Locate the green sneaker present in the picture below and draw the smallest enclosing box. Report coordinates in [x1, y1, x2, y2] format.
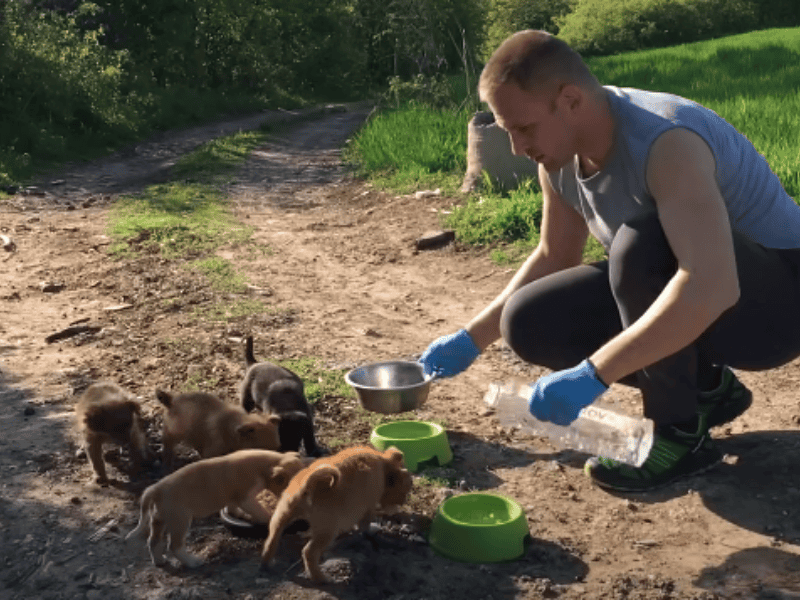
[584, 419, 722, 492]
[697, 366, 752, 428]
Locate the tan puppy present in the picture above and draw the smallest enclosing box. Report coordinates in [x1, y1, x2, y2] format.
[261, 445, 413, 583]
[127, 449, 307, 567]
[75, 382, 154, 484]
[156, 389, 281, 469]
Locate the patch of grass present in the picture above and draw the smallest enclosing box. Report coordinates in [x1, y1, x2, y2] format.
[345, 105, 471, 180]
[188, 256, 249, 293]
[183, 368, 221, 392]
[171, 130, 270, 184]
[106, 127, 277, 261]
[415, 474, 456, 488]
[107, 183, 252, 259]
[192, 298, 270, 322]
[351, 405, 420, 431]
[278, 357, 353, 405]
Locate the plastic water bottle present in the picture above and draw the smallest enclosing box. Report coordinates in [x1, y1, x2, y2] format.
[484, 381, 654, 467]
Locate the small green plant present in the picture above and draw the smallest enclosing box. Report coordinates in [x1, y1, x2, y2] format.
[184, 368, 220, 392]
[171, 131, 269, 184]
[415, 469, 460, 488]
[188, 256, 249, 293]
[277, 357, 353, 405]
[107, 182, 252, 259]
[445, 180, 543, 246]
[382, 74, 456, 110]
[192, 298, 270, 322]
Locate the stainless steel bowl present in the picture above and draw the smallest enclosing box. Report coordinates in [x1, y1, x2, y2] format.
[344, 360, 435, 414]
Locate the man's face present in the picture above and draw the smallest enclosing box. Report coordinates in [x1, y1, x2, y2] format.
[489, 81, 576, 173]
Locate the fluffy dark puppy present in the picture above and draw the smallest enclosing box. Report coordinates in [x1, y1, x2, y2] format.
[239, 336, 323, 457]
[75, 382, 155, 484]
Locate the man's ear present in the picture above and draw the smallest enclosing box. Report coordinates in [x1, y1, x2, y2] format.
[556, 82, 584, 114]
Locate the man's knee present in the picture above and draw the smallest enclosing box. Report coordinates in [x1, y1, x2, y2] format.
[608, 213, 676, 302]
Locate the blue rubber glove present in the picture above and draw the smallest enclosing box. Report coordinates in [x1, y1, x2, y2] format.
[419, 329, 481, 378]
[528, 359, 608, 426]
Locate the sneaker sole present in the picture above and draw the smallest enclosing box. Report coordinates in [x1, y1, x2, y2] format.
[586, 448, 724, 493]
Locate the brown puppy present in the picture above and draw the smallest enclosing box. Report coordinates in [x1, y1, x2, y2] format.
[127, 449, 307, 567]
[75, 382, 154, 484]
[156, 388, 281, 470]
[261, 445, 413, 583]
[239, 336, 323, 457]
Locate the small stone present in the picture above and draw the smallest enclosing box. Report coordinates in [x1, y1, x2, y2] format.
[70, 497, 82, 505]
[415, 230, 455, 250]
[40, 281, 66, 293]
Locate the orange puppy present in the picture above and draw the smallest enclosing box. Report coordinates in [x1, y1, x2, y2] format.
[155, 389, 281, 469]
[127, 449, 307, 567]
[261, 445, 413, 583]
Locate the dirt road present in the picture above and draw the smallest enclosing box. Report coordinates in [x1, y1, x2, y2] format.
[1, 105, 799, 600]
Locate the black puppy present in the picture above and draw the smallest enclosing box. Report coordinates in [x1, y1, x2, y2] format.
[239, 336, 324, 457]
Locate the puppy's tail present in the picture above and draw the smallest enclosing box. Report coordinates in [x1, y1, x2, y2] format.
[126, 484, 157, 542]
[290, 464, 339, 508]
[244, 336, 258, 367]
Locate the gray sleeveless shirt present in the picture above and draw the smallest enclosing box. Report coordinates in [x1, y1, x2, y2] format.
[549, 86, 800, 251]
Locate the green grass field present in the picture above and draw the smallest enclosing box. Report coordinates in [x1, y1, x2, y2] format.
[347, 27, 800, 260]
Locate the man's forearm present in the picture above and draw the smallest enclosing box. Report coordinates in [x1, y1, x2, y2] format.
[465, 246, 568, 351]
[590, 269, 739, 385]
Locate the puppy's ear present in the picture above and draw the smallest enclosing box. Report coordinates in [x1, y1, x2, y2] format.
[384, 447, 405, 468]
[155, 389, 172, 407]
[236, 424, 256, 437]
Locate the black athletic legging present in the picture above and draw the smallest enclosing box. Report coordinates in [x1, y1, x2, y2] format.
[500, 212, 800, 426]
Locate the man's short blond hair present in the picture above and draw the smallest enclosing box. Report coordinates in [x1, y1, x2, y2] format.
[479, 30, 599, 104]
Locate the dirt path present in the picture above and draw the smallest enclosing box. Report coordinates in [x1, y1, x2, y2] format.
[1, 106, 799, 600]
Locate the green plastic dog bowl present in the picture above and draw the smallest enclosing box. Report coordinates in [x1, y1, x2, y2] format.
[370, 420, 452, 472]
[428, 493, 530, 563]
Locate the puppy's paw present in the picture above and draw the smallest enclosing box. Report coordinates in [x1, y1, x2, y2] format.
[259, 558, 276, 572]
[308, 570, 333, 585]
[175, 550, 204, 569]
[150, 554, 168, 567]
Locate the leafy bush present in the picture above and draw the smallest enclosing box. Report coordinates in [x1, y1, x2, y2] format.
[0, 2, 141, 184]
[750, 0, 800, 29]
[483, 0, 576, 59]
[556, 0, 757, 56]
[382, 74, 456, 109]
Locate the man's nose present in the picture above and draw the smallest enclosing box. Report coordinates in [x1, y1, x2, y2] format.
[507, 131, 528, 157]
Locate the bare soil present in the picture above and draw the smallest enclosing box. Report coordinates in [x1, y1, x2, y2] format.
[1, 105, 800, 600]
